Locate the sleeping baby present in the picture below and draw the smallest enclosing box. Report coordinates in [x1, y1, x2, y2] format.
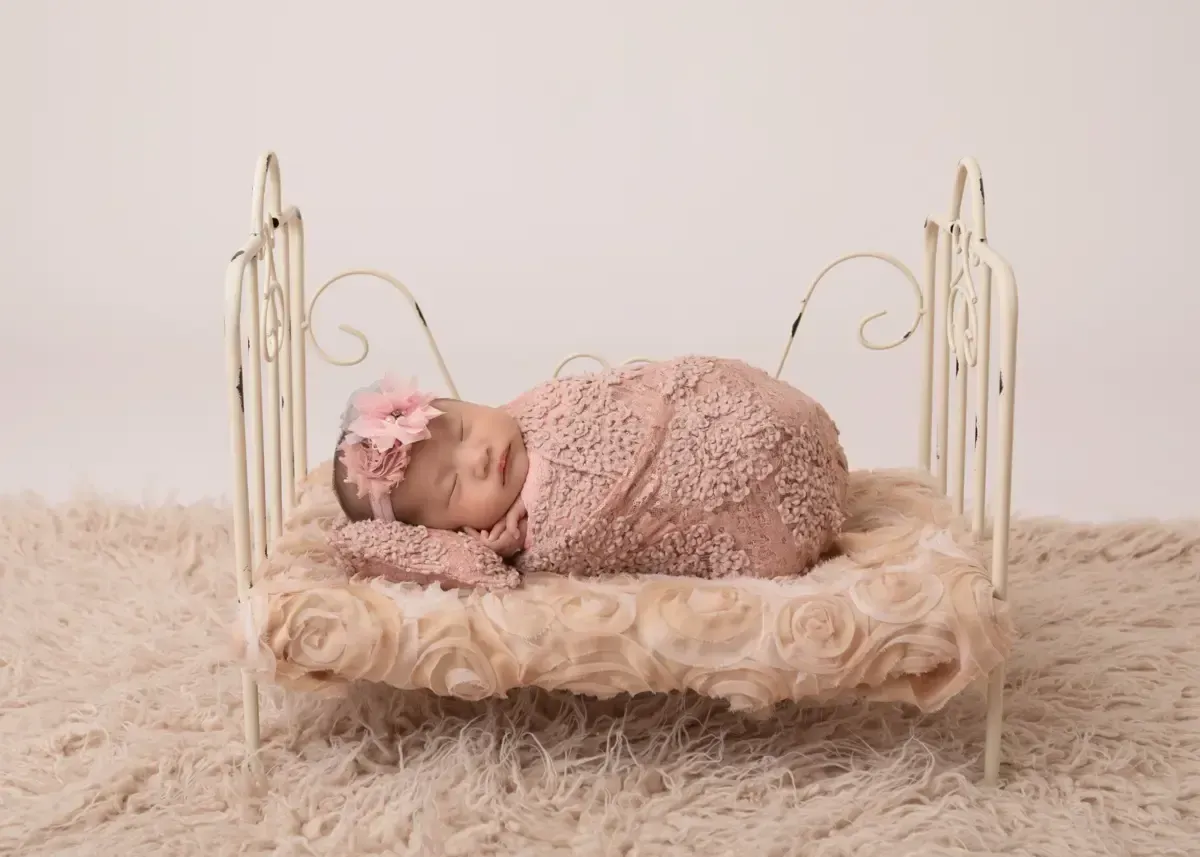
[328, 356, 850, 589]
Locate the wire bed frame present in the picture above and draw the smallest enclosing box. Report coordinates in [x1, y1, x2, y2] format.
[224, 152, 1018, 785]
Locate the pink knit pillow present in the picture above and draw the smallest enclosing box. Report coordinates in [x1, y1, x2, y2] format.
[328, 520, 519, 591]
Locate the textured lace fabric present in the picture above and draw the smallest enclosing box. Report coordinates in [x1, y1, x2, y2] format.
[505, 357, 850, 580]
[328, 522, 519, 590]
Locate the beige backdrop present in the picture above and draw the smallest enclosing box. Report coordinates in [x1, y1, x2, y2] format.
[1, 0, 1197, 520]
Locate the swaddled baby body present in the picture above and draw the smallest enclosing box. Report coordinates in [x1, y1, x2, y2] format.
[330, 356, 849, 588]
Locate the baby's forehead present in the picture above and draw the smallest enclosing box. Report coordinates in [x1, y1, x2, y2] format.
[405, 399, 468, 466]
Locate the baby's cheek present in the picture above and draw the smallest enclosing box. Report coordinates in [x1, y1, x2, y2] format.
[492, 498, 514, 527]
[464, 490, 506, 531]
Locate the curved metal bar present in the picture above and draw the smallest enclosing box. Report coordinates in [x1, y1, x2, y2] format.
[940, 156, 990, 372]
[305, 269, 459, 399]
[251, 152, 282, 255]
[924, 218, 987, 370]
[258, 226, 285, 364]
[774, 252, 926, 380]
[951, 156, 987, 240]
[551, 353, 653, 379]
[229, 151, 284, 760]
[286, 213, 308, 481]
[261, 280, 286, 363]
[944, 157, 1012, 788]
[552, 353, 611, 377]
[224, 250, 262, 757]
[254, 209, 300, 365]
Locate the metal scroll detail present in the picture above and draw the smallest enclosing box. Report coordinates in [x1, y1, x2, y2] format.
[552, 353, 653, 379]
[303, 269, 460, 398]
[257, 220, 288, 365]
[944, 219, 982, 368]
[774, 251, 926, 380]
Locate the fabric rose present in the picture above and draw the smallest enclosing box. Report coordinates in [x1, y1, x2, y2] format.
[338, 438, 411, 500]
[525, 634, 678, 697]
[410, 638, 501, 701]
[774, 593, 863, 674]
[838, 622, 963, 708]
[683, 665, 786, 713]
[552, 581, 637, 636]
[265, 583, 407, 685]
[636, 580, 764, 669]
[480, 591, 556, 643]
[848, 569, 944, 624]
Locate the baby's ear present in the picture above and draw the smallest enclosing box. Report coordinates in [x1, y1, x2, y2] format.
[328, 519, 519, 591]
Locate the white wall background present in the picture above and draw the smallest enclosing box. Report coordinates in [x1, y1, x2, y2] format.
[2, 1, 1197, 522]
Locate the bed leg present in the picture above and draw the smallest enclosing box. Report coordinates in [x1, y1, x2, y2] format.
[983, 665, 1005, 785]
[243, 671, 261, 754]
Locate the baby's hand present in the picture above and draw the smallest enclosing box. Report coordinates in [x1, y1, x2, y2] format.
[464, 498, 527, 559]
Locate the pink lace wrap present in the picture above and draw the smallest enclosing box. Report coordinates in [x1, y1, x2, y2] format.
[505, 356, 850, 580]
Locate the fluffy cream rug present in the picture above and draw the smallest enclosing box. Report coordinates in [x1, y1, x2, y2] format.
[1, 495, 1197, 857]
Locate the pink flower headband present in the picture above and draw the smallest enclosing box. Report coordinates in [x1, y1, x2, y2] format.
[337, 374, 442, 521]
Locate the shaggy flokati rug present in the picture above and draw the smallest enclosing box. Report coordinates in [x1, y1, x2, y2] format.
[1, 495, 1197, 857]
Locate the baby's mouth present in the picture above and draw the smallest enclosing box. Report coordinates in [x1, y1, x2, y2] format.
[498, 445, 509, 483]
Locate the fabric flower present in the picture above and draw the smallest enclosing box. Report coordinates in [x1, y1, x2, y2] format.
[683, 664, 786, 712]
[553, 582, 637, 635]
[410, 638, 501, 701]
[338, 436, 411, 500]
[635, 580, 763, 669]
[774, 594, 863, 673]
[344, 374, 442, 450]
[848, 569, 944, 624]
[338, 374, 444, 501]
[525, 633, 678, 697]
[257, 582, 408, 687]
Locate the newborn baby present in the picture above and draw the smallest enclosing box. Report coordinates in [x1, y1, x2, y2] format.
[330, 356, 849, 588]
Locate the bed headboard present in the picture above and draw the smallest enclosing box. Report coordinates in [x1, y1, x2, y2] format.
[223, 153, 1018, 757]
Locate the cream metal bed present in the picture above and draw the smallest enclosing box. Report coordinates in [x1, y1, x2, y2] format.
[224, 152, 1018, 784]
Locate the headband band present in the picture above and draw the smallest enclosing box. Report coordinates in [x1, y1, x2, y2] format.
[337, 374, 442, 521]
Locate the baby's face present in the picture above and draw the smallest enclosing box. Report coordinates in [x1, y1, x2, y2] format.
[389, 399, 528, 532]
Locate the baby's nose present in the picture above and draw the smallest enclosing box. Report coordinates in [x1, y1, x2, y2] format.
[468, 445, 490, 479]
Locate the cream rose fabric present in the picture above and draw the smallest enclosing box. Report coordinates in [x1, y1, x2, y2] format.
[237, 464, 1013, 711]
